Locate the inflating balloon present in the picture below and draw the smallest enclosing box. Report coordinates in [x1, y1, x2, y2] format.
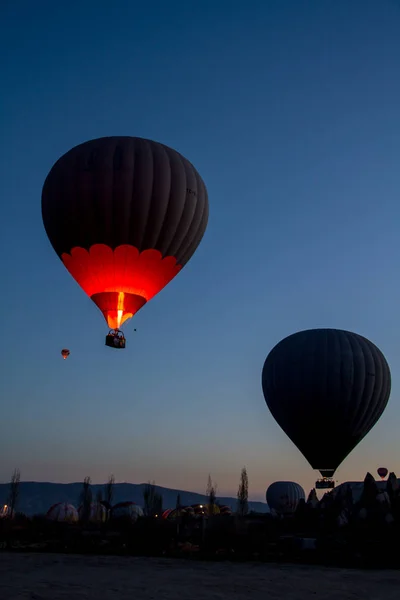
[262, 328, 391, 481]
[42, 137, 209, 348]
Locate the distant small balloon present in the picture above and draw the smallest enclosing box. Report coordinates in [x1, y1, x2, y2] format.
[377, 467, 388, 480]
[61, 349, 70, 360]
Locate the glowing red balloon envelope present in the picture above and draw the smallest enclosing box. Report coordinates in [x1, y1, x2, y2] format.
[42, 137, 209, 331]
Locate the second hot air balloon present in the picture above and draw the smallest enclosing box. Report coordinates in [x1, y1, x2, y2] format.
[262, 328, 391, 489]
[377, 467, 388, 480]
[42, 137, 209, 348]
[266, 481, 305, 516]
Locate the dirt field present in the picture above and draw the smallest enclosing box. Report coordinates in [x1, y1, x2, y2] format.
[0, 552, 399, 600]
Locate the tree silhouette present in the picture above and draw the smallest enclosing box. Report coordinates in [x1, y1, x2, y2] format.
[104, 474, 115, 507]
[143, 481, 163, 517]
[237, 467, 249, 516]
[7, 468, 20, 518]
[79, 476, 92, 523]
[206, 474, 218, 515]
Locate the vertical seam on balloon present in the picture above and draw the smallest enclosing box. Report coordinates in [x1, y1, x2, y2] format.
[71, 250, 88, 295]
[164, 151, 189, 257]
[122, 139, 135, 298]
[180, 161, 203, 253]
[89, 146, 97, 262]
[347, 331, 356, 431]
[362, 345, 389, 435]
[177, 167, 207, 264]
[350, 334, 365, 434]
[73, 153, 82, 253]
[195, 191, 209, 249]
[136, 144, 170, 299]
[179, 191, 208, 266]
[153, 143, 173, 250]
[88, 247, 101, 295]
[140, 139, 155, 249]
[111, 141, 118, 292]
[191, 174, 208, 253]
[336, 330, 343, 433]
[365, 344, 384, 429]
[382, 355, 391, 413]
[361, 339, 383, 433]
[354, 337, 372, 434]
[348, 333, 361, 436]
[343, 333, 355, 435]
[322, 329, 328, 435]
[340, 330, 351, 433]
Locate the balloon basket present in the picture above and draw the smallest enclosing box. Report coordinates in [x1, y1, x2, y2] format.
[315, 478, 335, 490]
[105, 330, 126, 349]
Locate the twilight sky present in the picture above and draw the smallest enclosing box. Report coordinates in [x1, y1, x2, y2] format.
[0, 0, 399, 502]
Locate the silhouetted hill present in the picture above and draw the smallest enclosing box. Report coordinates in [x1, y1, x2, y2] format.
[0, 481, 269, 516]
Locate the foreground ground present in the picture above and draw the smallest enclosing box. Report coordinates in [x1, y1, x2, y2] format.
[0, 553, 399, 600]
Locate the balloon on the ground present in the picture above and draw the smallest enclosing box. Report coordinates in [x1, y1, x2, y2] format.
[266, 481, 305, 515]
[46, 502, 78, 523]
[111, 501, 143, 522]
[262, 328, 391, 478]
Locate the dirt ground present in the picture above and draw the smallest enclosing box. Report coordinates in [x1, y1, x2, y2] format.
[0, 552, 399, 600]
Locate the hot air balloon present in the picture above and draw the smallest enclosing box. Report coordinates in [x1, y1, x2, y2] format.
[111, 501, 143, 522]
[266, 481, 305, 516]
[61, 349, 70, 360]
[262, 329, 391, 488]
[163, 507, 187, 520]
[377, 467, 388, 480]
[46, 502, 78, 523]
[42, 137, 209, 348]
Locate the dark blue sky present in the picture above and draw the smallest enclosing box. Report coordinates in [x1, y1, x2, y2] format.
[1, 0, 399, 500]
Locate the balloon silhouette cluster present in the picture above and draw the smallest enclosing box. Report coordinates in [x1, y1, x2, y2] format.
[1, 472, 399, 567]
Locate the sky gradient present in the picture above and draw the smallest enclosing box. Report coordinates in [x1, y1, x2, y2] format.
[1, 0, 399, 502]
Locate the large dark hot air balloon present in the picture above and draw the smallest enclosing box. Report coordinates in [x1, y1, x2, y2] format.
[42, 137, 209, 348]
[377, 467, 388, 480]
[262, 329, 391, 481]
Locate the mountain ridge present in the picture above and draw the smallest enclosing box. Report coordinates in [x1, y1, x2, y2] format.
[0, 481, 269, 516]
